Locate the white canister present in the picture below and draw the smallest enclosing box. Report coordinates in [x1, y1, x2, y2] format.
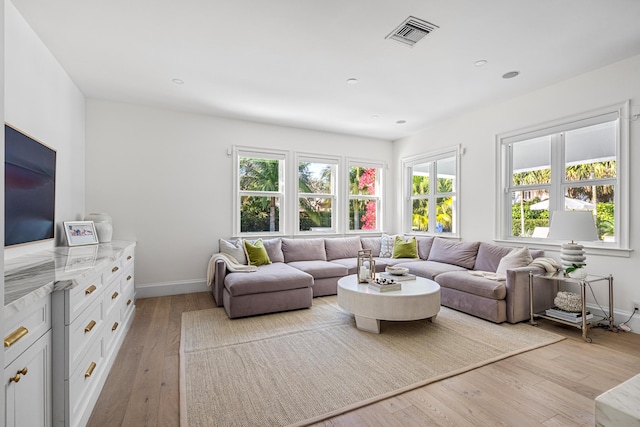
[85, 212, 113, 243]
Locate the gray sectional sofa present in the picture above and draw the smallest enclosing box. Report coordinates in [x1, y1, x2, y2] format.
[211, 236, 558, 323]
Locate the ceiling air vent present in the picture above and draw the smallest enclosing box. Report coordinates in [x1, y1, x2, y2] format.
[386, 16, 438, 47]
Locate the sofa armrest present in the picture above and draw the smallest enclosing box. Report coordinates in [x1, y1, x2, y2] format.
[505, 266, 557, 323]
[212, 259, 226, 307]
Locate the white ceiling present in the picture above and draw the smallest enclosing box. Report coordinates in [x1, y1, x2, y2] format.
[11, 0, 640, 141]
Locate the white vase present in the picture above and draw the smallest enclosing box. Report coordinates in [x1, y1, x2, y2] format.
[568, 268, 587, 279]
[85, 212, 113, 243]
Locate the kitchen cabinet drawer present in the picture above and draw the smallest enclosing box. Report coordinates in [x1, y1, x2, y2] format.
[67, 273, 103, 324]
[68, 335, 105, 426]
[67, 298, 103, 374]
[4, 295, 50, 367]
[103, 275, 122, 320]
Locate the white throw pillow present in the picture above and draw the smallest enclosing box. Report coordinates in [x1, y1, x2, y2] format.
[219, 238, 247, 265]
[495, 247, 532, 276]
[379, 234, 396, 258]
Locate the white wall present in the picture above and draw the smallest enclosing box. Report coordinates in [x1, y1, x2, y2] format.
[4, 0, 86, 259]
[85, 99, 394, 293]
[394, 54, 640, 326]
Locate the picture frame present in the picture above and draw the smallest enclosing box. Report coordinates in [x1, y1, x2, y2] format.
[63, 221, 99, 246]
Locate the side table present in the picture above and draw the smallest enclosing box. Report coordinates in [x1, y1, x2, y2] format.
[529, 271, 614, 343]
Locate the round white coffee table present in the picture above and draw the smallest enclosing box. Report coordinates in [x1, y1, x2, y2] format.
[337, 274, 441, 333]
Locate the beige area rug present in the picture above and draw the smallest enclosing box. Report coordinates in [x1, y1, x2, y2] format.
[180, 296, 563, 427]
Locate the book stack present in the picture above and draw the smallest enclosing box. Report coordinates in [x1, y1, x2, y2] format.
[368, 279, 402, 292]
[377, 272, 417, 282]
[545, 307, 594, 323]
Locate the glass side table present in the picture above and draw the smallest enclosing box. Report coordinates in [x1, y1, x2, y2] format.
[528, 271, 614, 343]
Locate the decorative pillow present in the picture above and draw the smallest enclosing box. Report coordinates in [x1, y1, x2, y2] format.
[392, 236, 419, 259]
[427, 238, 480, 269]
[361, 237, 381, 257]
[243, 239, 271, 266]
[379, 234, 396, 258]
[495, 247, 533, 276]
[474, 242, 513, 273]
[262, 238, 284, 263]
[219, 238, 247, 265]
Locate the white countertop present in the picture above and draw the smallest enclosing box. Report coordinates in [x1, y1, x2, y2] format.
[4, 240, 135, 317]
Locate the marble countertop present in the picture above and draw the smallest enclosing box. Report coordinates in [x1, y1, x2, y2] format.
[4, 240, 135, 317]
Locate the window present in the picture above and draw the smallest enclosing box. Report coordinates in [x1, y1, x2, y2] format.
[499, 102, 629, 249]
[348, 161, 383, 232]
[402, 147, 460, 235]
[297, 155, 338, 233]
[235, 149, 286, 235]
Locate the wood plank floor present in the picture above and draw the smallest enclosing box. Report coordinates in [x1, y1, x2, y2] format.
[88, 292, 640, 427]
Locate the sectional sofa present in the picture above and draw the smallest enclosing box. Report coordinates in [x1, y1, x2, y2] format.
[210, 236, 557, 323]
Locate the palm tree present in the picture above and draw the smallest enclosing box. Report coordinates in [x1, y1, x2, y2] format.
[240, 158, 280, 232]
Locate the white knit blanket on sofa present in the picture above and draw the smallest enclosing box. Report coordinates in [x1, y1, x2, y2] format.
[206, 253, 257, 286]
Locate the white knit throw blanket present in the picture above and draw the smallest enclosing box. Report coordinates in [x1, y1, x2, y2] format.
[207, 253, 257, 286]
[529, 257, 560, 272]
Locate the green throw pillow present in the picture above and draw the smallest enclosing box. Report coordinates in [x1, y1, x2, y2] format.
[392, 236, 418, 259]
[243, 239, 271, 266]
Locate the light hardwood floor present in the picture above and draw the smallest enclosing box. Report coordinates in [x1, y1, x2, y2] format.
[88, 292, 640, 427]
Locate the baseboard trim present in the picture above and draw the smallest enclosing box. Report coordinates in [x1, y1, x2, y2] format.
[135, 279, 209, 299]
[588, 303, 640, 335]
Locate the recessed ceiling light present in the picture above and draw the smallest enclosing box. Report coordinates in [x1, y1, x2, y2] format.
[346, 78, 358, 85]
[371, 115, 380, 119]
[502, 71, 520, 79]
[396, 120, 407, 125]
[172, 78, 184, 84]
[474, 59, 488, 67]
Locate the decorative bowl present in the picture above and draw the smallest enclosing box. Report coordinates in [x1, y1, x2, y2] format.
[385, 266, 409, 276]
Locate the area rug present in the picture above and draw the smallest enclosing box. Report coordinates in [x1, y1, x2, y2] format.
[180, 296, 563, 427]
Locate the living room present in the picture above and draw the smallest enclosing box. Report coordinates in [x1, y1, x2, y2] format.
[3, 1, 640, 426]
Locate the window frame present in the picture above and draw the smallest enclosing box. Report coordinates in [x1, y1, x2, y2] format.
[496, 101, 630, 252]
[294, 153, 339, 235]
[401, 146, 461, 236]
[346, 159, 384, 234]
[234, 147, 288, 237]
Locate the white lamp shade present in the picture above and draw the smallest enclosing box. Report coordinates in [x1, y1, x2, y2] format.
[547, 211, 599, 243]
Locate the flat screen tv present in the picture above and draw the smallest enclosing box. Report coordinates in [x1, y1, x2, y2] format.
[5, 124, 57, 247]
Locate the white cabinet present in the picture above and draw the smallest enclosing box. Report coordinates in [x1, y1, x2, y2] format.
[3, 296, 52, 427]
[52, 242, 135, 427]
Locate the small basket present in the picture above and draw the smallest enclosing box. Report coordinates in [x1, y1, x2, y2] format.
[554, 291, 582, 313]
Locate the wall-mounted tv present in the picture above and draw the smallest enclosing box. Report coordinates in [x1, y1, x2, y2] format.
[5, 124, 57, 247]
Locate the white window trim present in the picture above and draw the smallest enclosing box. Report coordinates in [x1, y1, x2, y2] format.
[495, 101, 630, 255]
[294, 153, 340, 235]
[345, 158, 385, 234]
[233, 146, 288, 237]
[401, 145, 461, 237]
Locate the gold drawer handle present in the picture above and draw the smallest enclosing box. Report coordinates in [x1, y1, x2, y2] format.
[127, 255, 132, 261]
[8, 367, 28, 384]
[127, 299, 132, 306]
[112, 322, 119, 332]
[112, 291, 119, 300]
[112, 266, 119, 273]
[126, 275, 132, 281]
[85, 362, 97, 378]
[85, 285, 97, 295]
[84, 320, 97, 333]
[4, 326, 29, 348]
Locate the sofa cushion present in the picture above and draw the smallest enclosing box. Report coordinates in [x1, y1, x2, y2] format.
[436, 270, 507, 300]
[287, 260, 349, 279]
[474, 242, 513, 273]
[328, 258, 359, 275]
[416, 236, 435, 260]
[219, 238, 247, 265]
[361, 237, 381, 256]
[263, 238, 285, 263]
[392, 236, 419, 258]
[379, 233, 397, 258]
[281, 238, 327, 262]
[397, 260, 467, 280]
[325, 237, 362, 261]
[428, 238, 480, 269]
[243, 239, 271, 266]
[496, 247, 533, 276]
[224, 263, 313, 297]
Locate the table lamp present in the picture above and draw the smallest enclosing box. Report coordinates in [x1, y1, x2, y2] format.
[547, 210, 599, 270]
